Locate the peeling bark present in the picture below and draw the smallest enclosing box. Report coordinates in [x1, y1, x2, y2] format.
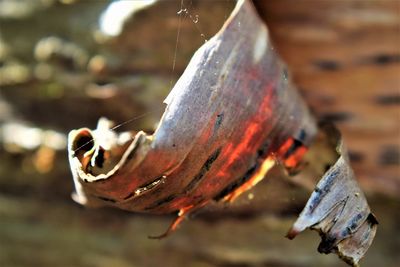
[68, 0, 316, 213]
[67, 0, 376, 265]
[287, 124, 378, 267]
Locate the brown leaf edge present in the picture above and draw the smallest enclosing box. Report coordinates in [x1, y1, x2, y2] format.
[287, 123, 378, 267]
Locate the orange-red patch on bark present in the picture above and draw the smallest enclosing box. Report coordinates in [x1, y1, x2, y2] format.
[223, 156, 275, 202]
[277, 137, 308, 169]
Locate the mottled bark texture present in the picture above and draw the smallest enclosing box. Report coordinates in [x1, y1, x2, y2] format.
[287, 124, 378, 267]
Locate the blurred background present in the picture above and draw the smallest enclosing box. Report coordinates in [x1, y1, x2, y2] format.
[0, 0, 399, 266]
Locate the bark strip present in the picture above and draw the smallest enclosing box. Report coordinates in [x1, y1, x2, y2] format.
[67, 0, 376, 265]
